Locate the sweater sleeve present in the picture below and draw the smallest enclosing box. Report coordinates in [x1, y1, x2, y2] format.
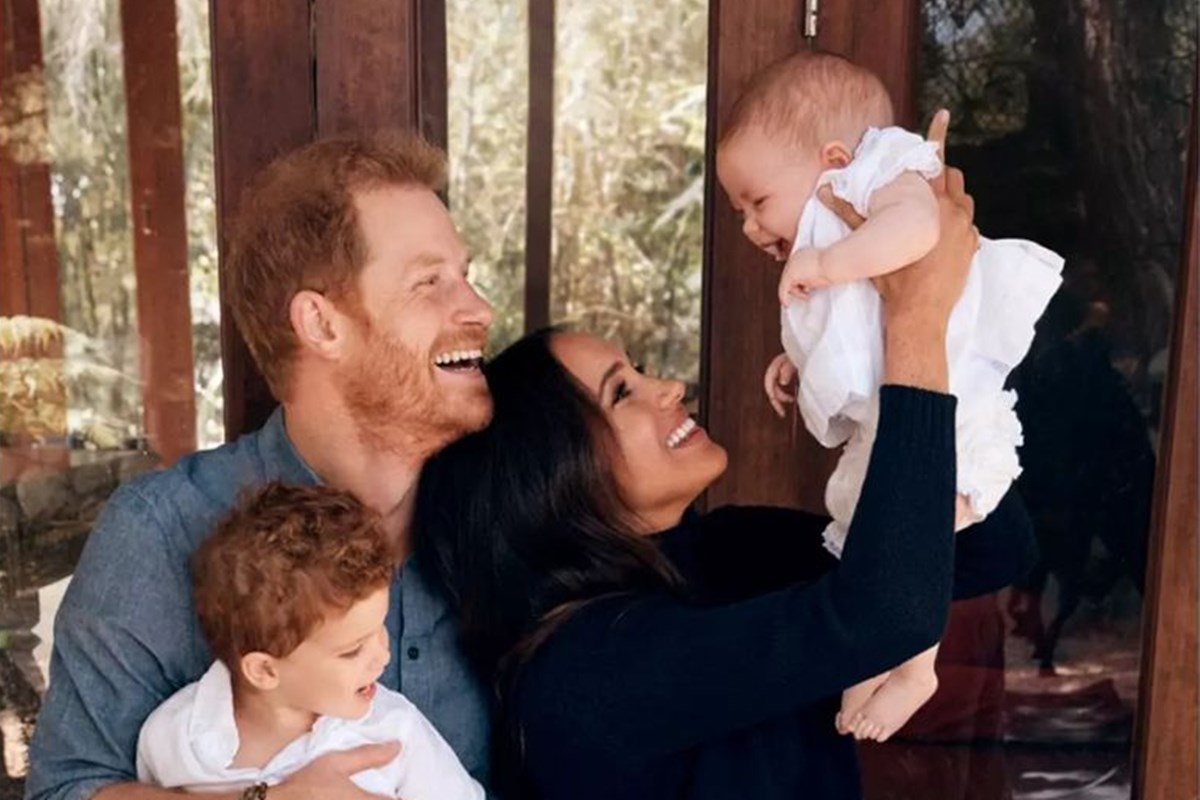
[675, 490, 1036, 605]
[516, 385, 957, 768]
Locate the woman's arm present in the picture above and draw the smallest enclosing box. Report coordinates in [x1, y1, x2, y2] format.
[673, 490, 1035, 606]
[517, 386, 957, 768]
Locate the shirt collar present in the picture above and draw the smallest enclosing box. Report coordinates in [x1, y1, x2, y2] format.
[257, 407, 323, 487]
[188, 661, 243, 769]
[186, 661, 375, 772]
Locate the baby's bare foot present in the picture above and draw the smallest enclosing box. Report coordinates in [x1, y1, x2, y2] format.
[847, 670, 938, 742]
[837, 673, 890, 735]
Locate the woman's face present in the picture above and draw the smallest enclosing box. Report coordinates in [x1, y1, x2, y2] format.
[550, 331, 728, 532]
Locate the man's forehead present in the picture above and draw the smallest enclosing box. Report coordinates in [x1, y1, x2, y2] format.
[353, 187, 466, 267]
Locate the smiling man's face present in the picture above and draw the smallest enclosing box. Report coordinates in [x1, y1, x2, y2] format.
[337, 185, 495, 458]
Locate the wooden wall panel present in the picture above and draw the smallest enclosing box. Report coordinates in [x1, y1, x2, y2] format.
[701, 0, 811, 510]
[120, 0, 197, 464]
[212, 0, 449, 439]
[524, 0, 554, 333]
[816, 0, 921, 128]
[415, 0, 448, 151]
[211, 0, 314, 438]
[1134, 85, 1198, 800]
[315, 0, 417, 136]
[0, 0, 61, 320]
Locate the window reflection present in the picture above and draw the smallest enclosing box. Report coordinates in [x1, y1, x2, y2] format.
[858, 2, 1196, 799]
[0, 0, 218, 793]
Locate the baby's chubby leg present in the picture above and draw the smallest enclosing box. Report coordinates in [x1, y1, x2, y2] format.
[847, 644, 940, 742]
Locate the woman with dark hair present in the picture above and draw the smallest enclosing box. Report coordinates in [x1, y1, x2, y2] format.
[415, 164, 1036, 799]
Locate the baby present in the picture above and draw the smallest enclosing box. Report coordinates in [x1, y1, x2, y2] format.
[136, 482, 484, 799]
[716, 52, 1062, 742]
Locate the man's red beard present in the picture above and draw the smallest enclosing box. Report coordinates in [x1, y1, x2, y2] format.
[341, 324, 492, 459]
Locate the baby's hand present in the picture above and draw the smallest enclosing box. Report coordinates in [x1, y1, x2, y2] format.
[763, 352, 797, 418]
[778, 248, 831, 306]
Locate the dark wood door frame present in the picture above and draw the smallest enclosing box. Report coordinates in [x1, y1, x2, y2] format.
[701, 0, 821, 512]
[1133, 74, 1198, 800]
[212, 0, 448, 439]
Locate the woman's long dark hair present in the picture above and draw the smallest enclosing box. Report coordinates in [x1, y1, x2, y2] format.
[415, 327, 684, 688]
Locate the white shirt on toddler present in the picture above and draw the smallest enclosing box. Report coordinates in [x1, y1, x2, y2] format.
[136, 660, 485, 799]
[780, 126, 1064, 555]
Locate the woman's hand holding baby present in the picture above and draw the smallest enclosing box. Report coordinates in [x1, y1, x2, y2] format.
[878, 110, 977, 391]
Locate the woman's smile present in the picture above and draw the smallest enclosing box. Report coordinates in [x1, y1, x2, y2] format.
[665, 417, 704, 450]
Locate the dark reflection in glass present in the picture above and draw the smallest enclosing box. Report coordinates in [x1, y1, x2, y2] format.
[860, 2, 1196, 799]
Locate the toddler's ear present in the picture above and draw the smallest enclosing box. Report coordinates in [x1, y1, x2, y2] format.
[240, 652, 282, 691]
[820, 141, 853, 169]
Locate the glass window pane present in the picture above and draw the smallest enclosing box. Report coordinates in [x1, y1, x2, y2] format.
[551, 0, 708, 387]
[858, 3, 1196, 799]
[446, 0, 530, 353]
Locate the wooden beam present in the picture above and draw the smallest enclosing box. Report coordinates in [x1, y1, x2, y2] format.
[816, 0, 921, 128]
[119, 0, 197, 465]
[524, 0, 554, 333]
[210, 0, 315, 438]
[416, 0, 449, 151]
[312, 0, 447, 146]
[0, 0, 61, 321]
[314, 0, 418, 136]
[1134, 78, 1198, 800]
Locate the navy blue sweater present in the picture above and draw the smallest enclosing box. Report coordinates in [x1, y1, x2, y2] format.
[509, 386, 1037, 799]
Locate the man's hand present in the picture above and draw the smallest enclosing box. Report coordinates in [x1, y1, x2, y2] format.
[763, 352, 798, 418]
[777, 248, 831, 306]
[271, 742, 402, 800]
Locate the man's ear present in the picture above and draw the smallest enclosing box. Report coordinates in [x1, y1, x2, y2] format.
[289, 289, 350, 360]
[820, 141, 853, 169]
[240, 652, 281, 691]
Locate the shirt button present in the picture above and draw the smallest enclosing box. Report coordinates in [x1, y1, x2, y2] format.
[407, 646, 420, 661]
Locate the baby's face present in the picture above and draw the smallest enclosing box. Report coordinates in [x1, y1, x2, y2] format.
[270, 586, 392, 720]
[716, 127, 823, 261]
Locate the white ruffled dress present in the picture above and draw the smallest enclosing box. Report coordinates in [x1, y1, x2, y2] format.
[779, 126, 1064, 557]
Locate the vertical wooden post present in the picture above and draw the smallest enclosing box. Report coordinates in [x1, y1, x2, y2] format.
[210, 0, 315, 438]
[815, 0, 921, 129]
[416, 0, 449, 152]
[523, 0, 554, 333]
[0, 0, 61, 321]
[119, 0, 197, 464]
[212, 0, 449, 439]
[314, 0, 418, 135]
[1134, 81, 1198, 800]
[1, 0, 66, 465]
[702, 0, 824, 510]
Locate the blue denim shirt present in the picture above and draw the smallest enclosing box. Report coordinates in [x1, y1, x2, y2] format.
[25, 410, 491, 800]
